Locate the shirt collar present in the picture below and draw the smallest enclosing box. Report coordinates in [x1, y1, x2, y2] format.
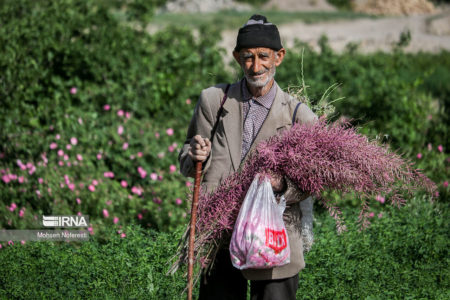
[241, 78, 277, 109]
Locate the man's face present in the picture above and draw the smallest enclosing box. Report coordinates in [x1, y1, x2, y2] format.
[233, 47, 285, 89]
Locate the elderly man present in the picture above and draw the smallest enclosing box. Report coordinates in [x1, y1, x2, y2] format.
[179, 14, 317, 300]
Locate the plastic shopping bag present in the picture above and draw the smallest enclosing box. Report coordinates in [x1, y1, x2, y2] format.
[229, 174, 290, 270]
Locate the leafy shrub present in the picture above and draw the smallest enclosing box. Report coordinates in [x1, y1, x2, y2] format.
[276, 37, 448, 155]
[326, 0, 352, 10]
[235, 0, 270, 6]
[0, 0, 230, 233]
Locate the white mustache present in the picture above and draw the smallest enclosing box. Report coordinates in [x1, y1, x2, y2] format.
[248, 70, 268, 76]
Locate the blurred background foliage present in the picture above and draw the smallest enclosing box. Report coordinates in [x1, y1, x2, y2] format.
[0, 0, 448, 298]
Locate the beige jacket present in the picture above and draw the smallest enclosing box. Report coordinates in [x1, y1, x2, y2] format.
[179, 80, 317, 280]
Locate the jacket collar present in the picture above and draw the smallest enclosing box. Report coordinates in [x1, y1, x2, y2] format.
[221, 80, 291, 171]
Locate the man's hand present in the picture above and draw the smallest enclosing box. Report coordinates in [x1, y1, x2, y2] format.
[269, 172, 286, 193]
[188, 135, 211, 162]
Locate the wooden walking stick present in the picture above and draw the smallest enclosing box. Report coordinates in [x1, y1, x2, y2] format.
[187, 161, 202, 300]
[186, 84, 229, 300]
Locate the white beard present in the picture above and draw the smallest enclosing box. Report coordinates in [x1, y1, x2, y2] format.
[245, 66, 276, 88]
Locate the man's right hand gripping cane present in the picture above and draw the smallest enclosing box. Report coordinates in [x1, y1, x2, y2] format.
[188, 135, 211, 163]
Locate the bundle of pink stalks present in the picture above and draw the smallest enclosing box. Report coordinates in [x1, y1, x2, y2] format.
[177, 120, 436, 273]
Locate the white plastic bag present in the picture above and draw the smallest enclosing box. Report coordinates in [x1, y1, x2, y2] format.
[229, 174, 290, 270]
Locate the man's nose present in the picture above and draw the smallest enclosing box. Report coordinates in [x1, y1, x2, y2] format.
[251, 57, 262, 73]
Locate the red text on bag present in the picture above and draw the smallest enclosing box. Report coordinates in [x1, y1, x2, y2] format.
[265, 228, 287, 254]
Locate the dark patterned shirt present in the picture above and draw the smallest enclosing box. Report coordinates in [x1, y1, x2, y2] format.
[240, 78, 277, 161]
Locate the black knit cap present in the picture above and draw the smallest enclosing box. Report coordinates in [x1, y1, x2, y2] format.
[234, 14, 282, 52]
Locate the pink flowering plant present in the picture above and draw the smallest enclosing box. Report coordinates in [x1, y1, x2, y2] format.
[171, 119, 436, 274]
[0, 104, 192, 234]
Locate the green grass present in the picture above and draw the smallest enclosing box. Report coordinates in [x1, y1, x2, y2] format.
[1, 196, 448, 299]
[149, 10, 378, 30]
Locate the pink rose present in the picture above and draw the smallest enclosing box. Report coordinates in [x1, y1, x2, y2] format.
[122, 143, 128, 150]
[138, 166, 147, 178]
[175, 198, 182, 205]
[117, 125, 124, 135]
[103, 104, 110, 111]
[88, 185, 95, 192]
[70, 137, 78, 145]
[17, 160, 26, 170]
[131, 186, 143, 196]
[437, 145, 443, 153]
[2, 175, 10, 184]
[9, 203, 17, 212]
[103, 209, 109, 218]
[169, 165, 176, 173]
[50, 142, 58, 150]
[70, 87, 77, 94]
[375, 195, 385, 204]
[113, 217, 119, 224]
[103, 171, 114, 178]
[166, 128, 174, 136]
[121, 180, 128, 188]
[416, 153, 422, 159]
[150, 173, 158, 181]
[117, 110, 124, 117]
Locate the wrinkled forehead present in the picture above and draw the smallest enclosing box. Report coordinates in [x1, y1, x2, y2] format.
[238, 47, 276, 56]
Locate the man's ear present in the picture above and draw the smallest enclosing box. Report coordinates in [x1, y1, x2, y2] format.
[274, 48, 286, 67]
[233, 51, 241, 65]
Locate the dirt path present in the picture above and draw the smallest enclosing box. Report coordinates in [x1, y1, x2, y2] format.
[219, 10, 450, 57]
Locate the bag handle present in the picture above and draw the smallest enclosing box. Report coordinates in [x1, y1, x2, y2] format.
[210, 84, 230, 143]
[292, 102, 302, 124]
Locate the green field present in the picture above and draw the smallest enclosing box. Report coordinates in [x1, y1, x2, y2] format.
[0, 0, 448, 298]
